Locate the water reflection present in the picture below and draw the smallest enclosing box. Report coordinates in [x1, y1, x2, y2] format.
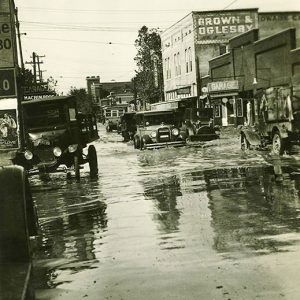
[31, 175, 107, 290]
[144, 176, 182, 234]
[204, 165, 300, 255]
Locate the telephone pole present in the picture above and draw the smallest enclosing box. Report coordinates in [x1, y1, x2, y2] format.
[25, 52, 46, 83]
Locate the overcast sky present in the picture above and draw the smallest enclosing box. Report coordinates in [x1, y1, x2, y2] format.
[15, 0, 300, 94]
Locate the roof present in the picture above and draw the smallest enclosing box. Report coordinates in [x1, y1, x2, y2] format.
[22, 96, 74, 105]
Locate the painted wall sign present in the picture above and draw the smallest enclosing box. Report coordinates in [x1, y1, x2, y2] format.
[208, 80, 239, 93]
[195, 10, 258, 43]
[0, 68, 16, 98]
[0, 0, 16, 68]
[0, 108, 18, 150]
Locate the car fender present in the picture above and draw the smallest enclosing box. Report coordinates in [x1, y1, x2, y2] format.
[241, 129, 261, 146]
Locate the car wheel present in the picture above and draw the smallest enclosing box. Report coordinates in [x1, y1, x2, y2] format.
[88, 145, 98, 178]
[134, 137, 140, 149]
[74, 154, 80, 180]
[272, 132, 285, 155]
[241, 133, 251, 150]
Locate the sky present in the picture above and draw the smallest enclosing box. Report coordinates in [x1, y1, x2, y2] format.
[14, 0, 300, 94]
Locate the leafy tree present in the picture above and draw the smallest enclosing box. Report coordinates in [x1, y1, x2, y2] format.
[68, 87, 93, 114]
[133, 26, 164, 108]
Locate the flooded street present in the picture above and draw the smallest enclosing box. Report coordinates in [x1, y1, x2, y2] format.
[31, 125, 300, 300]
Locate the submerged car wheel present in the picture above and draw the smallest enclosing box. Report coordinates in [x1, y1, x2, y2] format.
[272, 132, 285, 155]
[88, 145, 98, 178]
[134, 137, 140, 149]
[241, 133, 251, 150]
[74, 155, 80, 180]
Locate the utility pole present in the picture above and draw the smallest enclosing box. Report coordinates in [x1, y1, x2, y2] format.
[25, 52, 45, 84]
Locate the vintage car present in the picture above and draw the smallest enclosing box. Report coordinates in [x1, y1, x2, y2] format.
[133, 110, 186, 150]
[179, 107, 220, 142]
[13, 96, 99, 179]
[119, 112, 137, 142]
[103, 104, 127, 132]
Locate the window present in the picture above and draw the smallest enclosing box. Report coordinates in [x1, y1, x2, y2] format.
[174, 53, 177, 76]
[165, 57, 171, 79]
[112, 110, 118, 117]
[185, 49, 188, 73]
[214, 105, 221, 117]
[188, 47, 192, 72]
[177, 52, 181, 75]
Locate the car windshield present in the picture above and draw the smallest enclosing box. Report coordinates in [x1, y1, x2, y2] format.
[24, 103, 67, 128]
[144, 112, 175, 126]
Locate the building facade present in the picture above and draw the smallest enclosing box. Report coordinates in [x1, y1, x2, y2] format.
[206, 27, 300, 127]
[161, 9, 300, 125]
[161, 9, 259, 103]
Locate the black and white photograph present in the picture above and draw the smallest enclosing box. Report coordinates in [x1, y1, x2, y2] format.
[1, 0, 300, 299]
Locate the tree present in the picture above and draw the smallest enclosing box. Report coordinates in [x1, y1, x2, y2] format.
[68, 87, 93, 114]
[133, 26, 164, 108]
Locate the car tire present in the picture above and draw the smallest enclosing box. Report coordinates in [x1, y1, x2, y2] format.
[241, 133, 251, 150]
[74, 154, 80, 180]
[272, 131, 286, 155]
[88, 145, 98, 178]
[134, 137, 140, 149]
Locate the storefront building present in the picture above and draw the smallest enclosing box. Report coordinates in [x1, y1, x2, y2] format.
[205, 27, 299, 127]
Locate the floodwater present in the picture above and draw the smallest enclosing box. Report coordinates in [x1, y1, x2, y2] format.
[30, 125, 300, 300]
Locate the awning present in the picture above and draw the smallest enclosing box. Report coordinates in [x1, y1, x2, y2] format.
[209, 92, 238, 98]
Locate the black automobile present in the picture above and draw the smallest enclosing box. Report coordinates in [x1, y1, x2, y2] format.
[133, 110, 187, 150]
[120, 112, 137, 142]
[14, 96, 99, 179]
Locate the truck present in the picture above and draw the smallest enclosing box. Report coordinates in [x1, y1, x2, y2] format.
[240, 77, 300, 155]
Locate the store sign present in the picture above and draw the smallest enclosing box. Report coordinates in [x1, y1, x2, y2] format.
[208, 80, 239, 93]
[195, 10, 258, 43]
[177, 87, 191, 95]
[0, 68, 16, 98]
[0, 0, 16, 68]
[0, 108, 18, 150]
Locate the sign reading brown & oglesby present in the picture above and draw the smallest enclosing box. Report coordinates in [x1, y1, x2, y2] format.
[194, 9, 258, 43]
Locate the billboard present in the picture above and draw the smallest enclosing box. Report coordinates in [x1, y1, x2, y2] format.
[0, 108, 18, 150]
[194, 10, 258, 43]
[0, 0, 17, 68]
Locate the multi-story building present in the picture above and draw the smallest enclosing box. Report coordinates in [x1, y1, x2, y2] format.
[160, 9, 300, 122]
[161, 9, 258, 103]
[86, 76, 101, 104]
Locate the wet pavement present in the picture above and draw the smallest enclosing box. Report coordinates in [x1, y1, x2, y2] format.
[29, 125, 300, 300]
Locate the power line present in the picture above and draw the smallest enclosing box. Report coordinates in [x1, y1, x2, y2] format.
[23, 36, 134, 46]
[222, 0, 239, 10]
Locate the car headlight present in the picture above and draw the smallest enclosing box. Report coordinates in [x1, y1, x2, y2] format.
[172, 128, 179, 136]
[68, 144, 78, 153]
[24, 150, 33, 160]
[53, 147, 62, 157]
[150, 131, 157, 138]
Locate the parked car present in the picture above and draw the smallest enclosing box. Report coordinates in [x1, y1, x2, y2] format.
[179, 107, 220, 141]
[120, 112, 137, 142]
[133, 110, 186, 150]
[13, 96, 99, 179]
[240, 81, 300, 155]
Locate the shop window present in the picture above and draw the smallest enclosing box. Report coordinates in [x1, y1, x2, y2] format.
[236, 98, 243, 117]
[214, 105, 221, 117]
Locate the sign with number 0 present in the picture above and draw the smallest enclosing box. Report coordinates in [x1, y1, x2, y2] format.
[0, 68, 17, 98]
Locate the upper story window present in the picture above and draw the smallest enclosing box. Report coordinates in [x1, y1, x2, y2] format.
[185, 48, 193, 73]
[165, 57, 171, 79]
[188, 47, 193, 72]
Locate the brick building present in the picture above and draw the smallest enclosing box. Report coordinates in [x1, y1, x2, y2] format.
[160, 9, 300, 123]
[206, 27, 300, 126]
